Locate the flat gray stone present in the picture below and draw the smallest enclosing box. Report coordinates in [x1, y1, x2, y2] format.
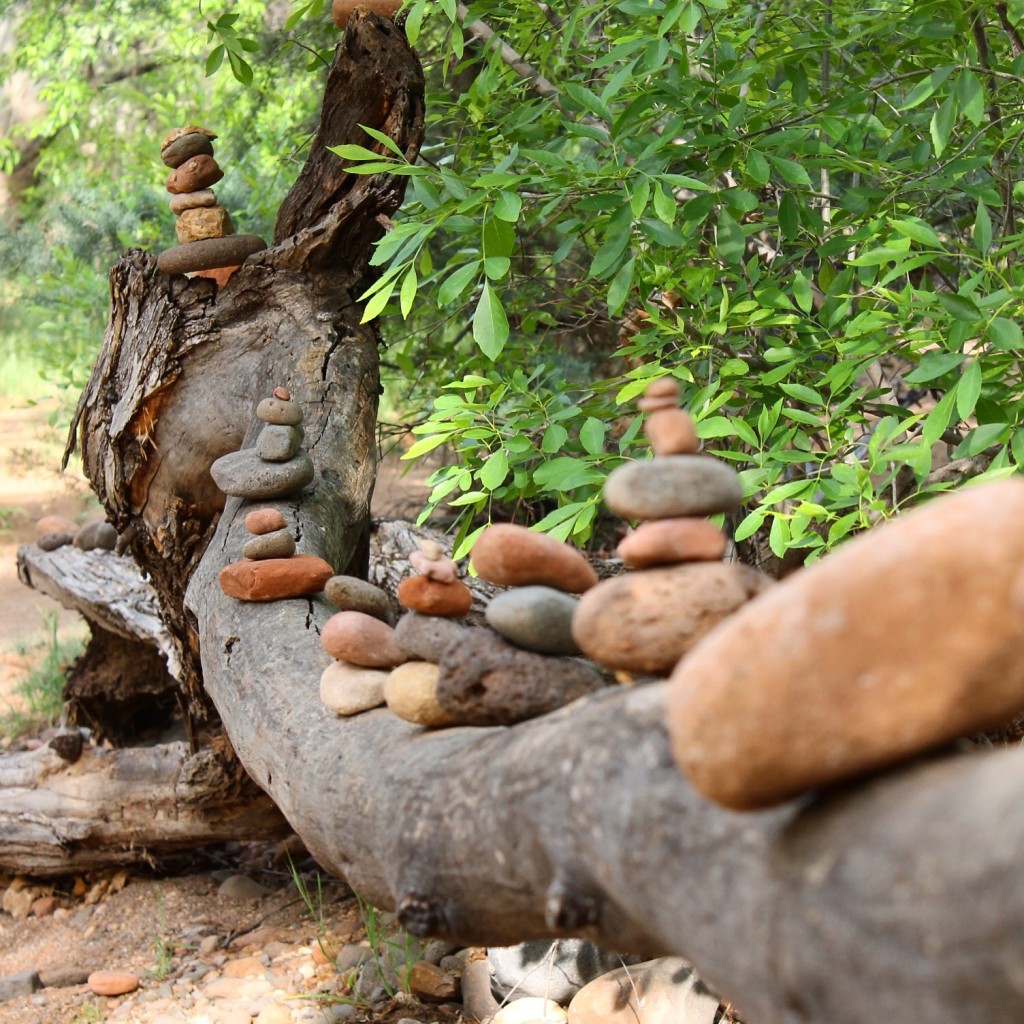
[394, 611, 466, 662]
[324, 575, 395, 622]
[603, 455, 742, 519]
[485, 586, 580, 655]
[256, 424, 303, 462]
[256, 397, 303, 426]
[0, 970, 41, 1001]
[156, 234, 266, 275]
[242, 528, 296, 560]
[210, 448, 314, 499]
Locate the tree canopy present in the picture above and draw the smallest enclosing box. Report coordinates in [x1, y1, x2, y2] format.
[4, 0, 1024, 563]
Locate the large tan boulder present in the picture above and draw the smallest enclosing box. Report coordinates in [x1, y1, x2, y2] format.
[667, 480, 1024, 809]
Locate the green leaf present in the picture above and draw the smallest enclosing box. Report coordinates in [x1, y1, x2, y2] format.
[956, 359, 982, 421]
[987, 316, 1023, 350]
[590, 231, 631, 279]
[768, 514, 790, 558]
[904, 350, 964, 384]
[901, 65, 954, 109]
[402, 432, 453, 459]
[330, 143, 385, 162]
[483, 256, 510, 280]
[768, 155, 811, 188]
[493, 190, 522, 223]
[778, 193, 800, 240]
[930, 93, 957, 158]
[360, 278, 396, 322]
[746, 150, 770, 185]
[652, 184, 676, 224]
[533, 457, 603, 491]
[716, 209, 746, 265]
[579, 417, 606, 455]
[890, 218, 942, 248]
[399, 265, 417, 318]
[922, 387, 958, 446]
[606, 256, 635, 316]
[629, 177, 651, 218]
[483, 214, 515, 259]
[780, 382, 823, 405]
[479, 449, 509, 491]
[472, 283, 509, 360]
[437, 262, 481, 306]
[360, 123, 406, 158]
[541, 423, 568, 453]
[936, 292, 981, 322]
[205, 44, 225, 76]
[733, 507, 768, 542]
[955, 68, 985, 126]
[792, 273, 813, 314]
[973, 202, 992, 254]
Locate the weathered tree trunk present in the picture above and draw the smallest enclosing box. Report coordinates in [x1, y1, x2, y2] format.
[45, 15, 1024, 1024]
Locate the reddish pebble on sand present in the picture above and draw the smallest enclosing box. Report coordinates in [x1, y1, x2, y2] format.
[88, 970, 140, 997]
[320, 610, 408, 667]
[218, 554, 332, 601]
[398, 575, 473, 617]
[470, 523, 598, 593]
[244, 508, 287, 535]
[617, 518, 726, 567]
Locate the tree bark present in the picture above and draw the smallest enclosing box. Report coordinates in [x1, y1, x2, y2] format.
[53, 16, 1024, 1024]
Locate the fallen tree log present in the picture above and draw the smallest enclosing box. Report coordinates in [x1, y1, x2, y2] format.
[52, 15, 1024, 1024]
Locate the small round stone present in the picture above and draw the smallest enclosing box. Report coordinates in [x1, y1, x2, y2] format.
[409, 549, 459, 583]
[210, 449, 314, 499]
[244, 508, 287, 535]
[87, 970, 139, 996]
[617, 518, 727, 567]
[320, 611, 408, 668]
[644, 407, 698, 456]
[165, 154, 223, 194]
[168, 189, 217, 215]
[636, 395, 677, 412]
[157, 235, 266, 275]
[485, 586, 580, 656]
[36, 515, 78, 536]
[242, 528, 296, 560]
[257, 396, 304, 426]
[397, 576, 473, 617]
[38, 531, 75, 551]
[324, 576, 395, 622]
[273, 386, 291, 401]
[73, 520, 118, 551]
[320, 662, 388, 716]
[384, 661, 455, 727]
[603, 456, 742, 520]
[160, 131, 215, 168]
[256, 424, 303, 462]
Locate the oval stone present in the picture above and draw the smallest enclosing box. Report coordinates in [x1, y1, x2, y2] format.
[397, 575, 473, 617]
[38, 530, 75, 551]
[485, 586, 580, 656]
[384, 661, 455, 727]
[156, 234, 266, 275]
[667, 479, 1024, 810]
[320, 662, 388, 716]
[470, 524, 598, 593]
[161, 124, 216, 151]
[617, 518, 726, 568]
[73, 520, 118, 551]
[210, 449, 314, 499]
[644, 407, 698, 456]
[165, 154, 223, 194]
[571, 563, 771, 676]
[320, 611, 408, 668]
[36, 515, 78, 536]
[256, 396, 303, 426]
[219, 554, 332, 601]
[603, 456, 741, 520]
[87, 970, 139, 996]
[394, 612, 466, 662]
[324, 576, 395, 622]
[160, 130, 215, 168]
[244, 508, 287, 535]
[256, 424, 303, 462]
[242, 528, 295, 560]
[168, 188, 217, 215]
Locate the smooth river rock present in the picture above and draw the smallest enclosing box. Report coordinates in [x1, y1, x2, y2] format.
[324, 575, 395, 623]
[241, 528, 295, 560]
[397, 575, 473, 616]
[644, 407, 699, 456]
[256, 396, 303, 425]
[384, 661, 456, 727]
[437, 630, 607, 726]
[603, 456, 742, 520]
[156, 234, 266, 275]
[668, 480, 1024, 810]
[160, 130, 215, 168]
[485, 586, 580, 655]
[471, 523, 598, 593]
[74, 520, 118, 551]
[572, 563, 771, 676]
[165, 153, 223, 193]
[87, 970, 140, 996]
[567, 958, 719, 1024]
[210, 448, 314, 499]
[168, 187, 217, 214]
[394, 612, 466, 663]
[218, 554, 333, 601]
[256, 423, 303, 462]
[617, 517, 727, 568]
[320, 662, 388, 716]
[244, 508, 287, 535]
[320, 611, 408, 668]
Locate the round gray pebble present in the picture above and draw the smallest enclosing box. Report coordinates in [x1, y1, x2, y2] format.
[256, 396, 303, 426]
[603, 455, 742, 519]
[256, 424, 303, 462]
[210, 448, 314, 499]
[242, 528, 296, 560]
[485, 586, 580, 656]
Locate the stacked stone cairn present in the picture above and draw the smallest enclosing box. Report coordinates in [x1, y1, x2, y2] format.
[571, 376, 772, 677]
[156, 125, 265, 284]
[214, 388, 332, 601]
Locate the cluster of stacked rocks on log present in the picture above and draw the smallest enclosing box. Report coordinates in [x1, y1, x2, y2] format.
[571, 377, 771, 676]
[34, 515, 118, 553]
[214, 389, 332, 602]
[155, 125, 265, 285]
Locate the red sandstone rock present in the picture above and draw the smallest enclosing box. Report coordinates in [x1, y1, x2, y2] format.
[190, 264, 241, 287]
[273, 387, 291, 401]
[218, 554, 332, 601]
[244, 508, 288, 536]
[470, 524, 598, 593]
[398, 575, 473, 616]
[320, 610, 408, 667]
[643, 377, 679, 399]
[87, 970, 140, 996]
[617, 518, 726, 567]
[667, 480, 1024, 810]
[165, 154, 223, 194]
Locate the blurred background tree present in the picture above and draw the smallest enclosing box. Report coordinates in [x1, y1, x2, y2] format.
[5, 0, 1024, 569]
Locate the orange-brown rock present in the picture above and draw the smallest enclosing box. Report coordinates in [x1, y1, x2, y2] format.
[398, 575, 473, 616]
[35, 515, 78, 537]
[87, 970, 139, 996]
[667, 480, 1024, 810]
[572, 563, 771, 676]
[160, 124, 216, 152]
[470, 524, 598, 593]
[218, 554, 332, 602]
[244, 508, 288, 535]
[644, 407, 698, 455]
[406, 960, 460, 1002]
[332, 0, 402, 29]
[175, 205, 234, 243]
[617, 518, 726, 567]
[320, 610, 408, 667]
[190, 264, 241, 287]
[165, 154, 223, 194]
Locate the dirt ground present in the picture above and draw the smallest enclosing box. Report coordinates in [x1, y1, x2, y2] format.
[0, 400, 451, 1024]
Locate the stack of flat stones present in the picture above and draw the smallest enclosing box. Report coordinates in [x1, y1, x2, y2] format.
[214, 389, 332, 602]
[572, 377, 772, 677]
[156, 125, 265, 283]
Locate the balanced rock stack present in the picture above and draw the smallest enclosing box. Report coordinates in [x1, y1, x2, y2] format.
[572, 377, 771, 677]
[156, 125, 265, 283]
[214, 389, 332, 602]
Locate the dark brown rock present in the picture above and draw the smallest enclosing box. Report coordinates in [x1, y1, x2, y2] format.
[437, 630, 608, 726]
[394, 611, 467, 662]
[470, 523, 598, 593]
[406, 960, 459, 1002]
[218, 554, 333, 601]
[165, 154, 223, 194]
[160, 124, 216, 152]
[160, 130, 215, 168]
[324, 575, 395, 622]
[156, 234, 266, 275]
[572, 563, 771, 676]
[73, 520, 118, 551]
[667, 480, 1024, 810]
[37, 530, 75, 551]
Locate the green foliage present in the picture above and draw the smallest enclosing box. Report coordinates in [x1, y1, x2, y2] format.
[338, 0, 1024, 555]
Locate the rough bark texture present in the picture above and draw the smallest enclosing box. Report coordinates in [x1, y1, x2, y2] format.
[0, 741, 288, 875]
[63, 14, 424, 725]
